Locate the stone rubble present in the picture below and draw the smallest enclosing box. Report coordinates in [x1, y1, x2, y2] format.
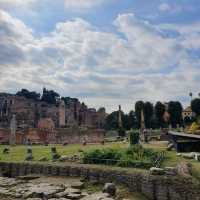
[0, 176, 115, 200]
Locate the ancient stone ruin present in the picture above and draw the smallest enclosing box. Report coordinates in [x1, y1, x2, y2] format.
[0, 92, 107, 144]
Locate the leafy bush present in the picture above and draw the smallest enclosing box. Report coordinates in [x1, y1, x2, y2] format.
[82, 145, 165, 169]
[82, 148, 121, 165]
[129, 129, 139, 145]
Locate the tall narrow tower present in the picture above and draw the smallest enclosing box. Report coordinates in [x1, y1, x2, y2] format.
[118, 105, 122, 128]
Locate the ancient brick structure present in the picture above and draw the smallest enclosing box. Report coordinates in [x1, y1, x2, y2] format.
[0, 93, 106, 144]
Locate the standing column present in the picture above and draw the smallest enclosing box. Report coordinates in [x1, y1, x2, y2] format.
[10, 114, 16, 145]
[118, 105, 122, 128]
[140, 109, 146, 141]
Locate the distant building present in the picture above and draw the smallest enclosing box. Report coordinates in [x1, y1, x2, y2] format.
[0, 93, 106, 129]
[182, 106, 193, 119]
[0, 92, 106, 144]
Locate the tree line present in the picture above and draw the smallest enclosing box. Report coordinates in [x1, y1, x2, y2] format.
[16, 88, 62, 104]
[105, 100, 189, 130]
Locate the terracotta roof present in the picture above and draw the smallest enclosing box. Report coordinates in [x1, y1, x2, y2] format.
[183, 106, 192, 112]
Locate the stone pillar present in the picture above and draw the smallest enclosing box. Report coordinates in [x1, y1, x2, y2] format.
[59, 100, 66, 127]
[140, 109, 146, 140]
[118, 105, 122, 128]
[10, 114, 16, 145]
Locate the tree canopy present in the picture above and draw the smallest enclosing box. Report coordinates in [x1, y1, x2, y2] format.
[144, 102, 154, 128]
[191, 98, 200, 116]
[135, 101, 144, 128]
[168, 101, 183, 128]
[105, 110, 137, 131]
[41, 88, 60, 104]
[155, 101, 166, 128]
[16, 89, 40, 101]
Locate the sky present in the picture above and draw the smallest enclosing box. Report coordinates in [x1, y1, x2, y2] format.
[0, 0, 200, 113]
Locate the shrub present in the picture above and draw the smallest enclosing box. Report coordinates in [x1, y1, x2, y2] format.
[82, 145, 165, 169]
[82, 148, 121, 165]
[129, 129, 139, 145]
[118, 128, 126, 137]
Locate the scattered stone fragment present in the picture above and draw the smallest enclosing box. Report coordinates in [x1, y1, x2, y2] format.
[150, 167, 165, 175]
[0, 177, 24, 187]
[182, 153, 194, 159]
[17, 175, 40, 181]
[164, 167, 177, 176]
[38, 157, 48, 162]
[71, 181, 84, 189]
[49, 199, 70, 200]
[66, 193, 83, 199]
[65, 188, 81, 194]
[82, 192, 109, 200]
[176, 162, 192, 177]
[54, 189, 69, 198]
[103, 183, 116, 196]
[23, 183, 65, 198]
[194, 153, 200, 161]
[167, 143, 174, 151]
[59, 155, 69, 162]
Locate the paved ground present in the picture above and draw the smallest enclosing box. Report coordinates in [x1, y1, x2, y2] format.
[0, 176, 147, 200]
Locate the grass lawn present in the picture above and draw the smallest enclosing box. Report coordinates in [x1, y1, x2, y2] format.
[144, 141, 200, 181]
[0, 143, 126, 162]
[0, 142, 199, 181]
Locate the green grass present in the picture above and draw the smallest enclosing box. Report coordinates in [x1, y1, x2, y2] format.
[0, 142, 200, 181]
[0, 143, 126, 162]
[143, 142, 200, 181]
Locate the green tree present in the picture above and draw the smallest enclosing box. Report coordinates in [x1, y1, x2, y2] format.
[41, 88, 60, 104]
[105, 111, 120, 130]
[16, 89, 40, 101]
[105, 111, 132, 131]
[135, 101, 144, 128]
[144, 102, 154, 128]
[168, 101, 183, 128]
[155, 101, 166, 128]
[129, 129, 139, 145]
[191, 98, 200, 116]
[128, 110, 137, 129]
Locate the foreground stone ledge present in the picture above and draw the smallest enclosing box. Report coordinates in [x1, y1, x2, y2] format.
[0, 161, 199, 200]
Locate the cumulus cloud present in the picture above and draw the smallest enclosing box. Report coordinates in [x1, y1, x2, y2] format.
[64, 0, 105, 9]
[0, 9, 200, 112]
[158, 3, 171, 12]
[0, 0, 36, 9]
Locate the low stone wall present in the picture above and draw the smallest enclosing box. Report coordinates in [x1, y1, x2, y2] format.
[56, 127, 105, 144]
[0, 162, 199, 200]
[0, 127, 105, 144]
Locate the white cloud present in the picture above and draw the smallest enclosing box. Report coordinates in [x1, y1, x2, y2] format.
[64, 0, 105, 9]
[158, 2, 195, 14]
[0, 0, 36, 8]
[0, 9, 200, 112]
[158, 3, 171, 12]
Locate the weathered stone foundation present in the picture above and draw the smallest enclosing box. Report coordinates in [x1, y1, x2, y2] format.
[0, 162, 199, 200]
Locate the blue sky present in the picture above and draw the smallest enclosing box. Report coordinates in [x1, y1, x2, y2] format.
[0, 0, 200, 112]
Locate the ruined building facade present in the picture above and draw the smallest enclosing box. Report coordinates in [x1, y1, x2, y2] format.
[0, 93, 106, 144]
